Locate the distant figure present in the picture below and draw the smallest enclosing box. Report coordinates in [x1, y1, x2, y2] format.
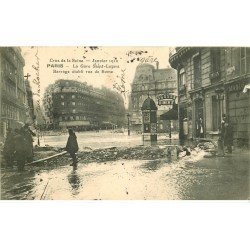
[65, 129, 79, 170]
[195, 116, 204, 138]
[221, 114, 233, 154]
[3, 128, 15, 168]
[217, 134, 225, 157]
[198, 117, 204, 138]
[14, 129, 26, 171]
[22, 124, 36, 162]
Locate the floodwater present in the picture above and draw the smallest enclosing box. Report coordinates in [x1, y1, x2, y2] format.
[1, 149, 249, 200]
[38, 131, 179, 150]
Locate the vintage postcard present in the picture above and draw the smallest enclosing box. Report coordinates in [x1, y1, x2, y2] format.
[0, 46, 249, 200]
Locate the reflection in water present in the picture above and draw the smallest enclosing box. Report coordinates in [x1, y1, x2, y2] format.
[140, 160, 164, 172]
[1, 150, 249, 200]
[67, 170, 81, 195]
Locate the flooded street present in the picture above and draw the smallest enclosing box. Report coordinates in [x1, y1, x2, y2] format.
[38, 131, 178, 149]
[1, 149, 249, 200]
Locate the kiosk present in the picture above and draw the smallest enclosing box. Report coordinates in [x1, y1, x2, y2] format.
[141, 96, 158, 144]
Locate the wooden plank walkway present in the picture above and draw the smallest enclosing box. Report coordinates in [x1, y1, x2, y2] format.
[25, 151, 67, 166]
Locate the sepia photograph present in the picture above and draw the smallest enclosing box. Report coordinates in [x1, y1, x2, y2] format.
[1, 1, 250, 250]
[0, 46, 249, 200]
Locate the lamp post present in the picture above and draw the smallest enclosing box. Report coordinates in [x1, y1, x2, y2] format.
[127, 113, 130, 136]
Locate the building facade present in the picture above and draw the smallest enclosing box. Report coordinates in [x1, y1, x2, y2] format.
[43, 79, 126, 130]
[129, 63, 177, 133]
[0, 47, 28, 141]
[24, 79, 36, 125]
[169, 47, 250, 145]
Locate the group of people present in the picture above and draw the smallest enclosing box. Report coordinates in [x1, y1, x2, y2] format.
[2, 124, 36, 171]
[2, 115, 233, 171]
[2, 125, 79, 171]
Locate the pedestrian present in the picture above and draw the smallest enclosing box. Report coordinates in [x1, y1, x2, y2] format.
[22, 124, 36, 163]
[199, 117, 204, 138]
[2, 128, 15, 168]
[196, 117, 203, 138]
[65, 128, 79, 170]
[222, 114, 233, 154]
[14, 128, 26, 171]
[217, 133, 225, 157]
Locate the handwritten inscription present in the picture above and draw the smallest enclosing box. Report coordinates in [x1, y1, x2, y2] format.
[32, 48, 41, 115]
[113, 69, 127, 98]
[126, 50, 158, 64]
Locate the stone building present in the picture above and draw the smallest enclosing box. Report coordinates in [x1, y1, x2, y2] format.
[129, 63, 177, 133]
[0, 47, 28, 141]
[24, 79, 36, 125]
[169, 47, 250, 145]
[43, 79, 126, 130]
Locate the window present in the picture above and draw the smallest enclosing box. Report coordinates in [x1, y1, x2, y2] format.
[61, 102, 64, 106]
[72, 95, 75, 99]
[212, 96, 221, 131]
[72, 109, 76, 113]
[179, 68, 186, 87]
[193, 55, 201, 88]
[72, 102, 75, 106]
[240, 47, 246, 74]
[210, 48, 221, 76]
[225, 48, 240, 76]
[61, 95, 64, 99]
[247, 48, 250, 73]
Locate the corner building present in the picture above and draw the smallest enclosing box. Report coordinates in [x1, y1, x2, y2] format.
[0, 47, 28, 141]
[169, 47, 250, 146]
[129, 63, 177, 133]
[43, 79, 126, 130]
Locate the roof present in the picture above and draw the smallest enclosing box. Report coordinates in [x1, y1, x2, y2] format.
[160, 103, 178, 120]
[141, 97, 157, 110]
[132, 63, 177, 84]
[153, 68, 176, 82]
[136, 63, 155, 69]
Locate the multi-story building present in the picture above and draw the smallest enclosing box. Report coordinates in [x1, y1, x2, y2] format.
[0, 47, 28, 141]
[43, 79, 126, 130]
[24, 79, 36, 125]
[169, 47, 250, 146]
[129, 63, 177, 132]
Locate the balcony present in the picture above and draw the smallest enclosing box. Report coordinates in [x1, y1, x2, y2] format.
[179, 85, 186, 95]
[210, 71, 220, 81]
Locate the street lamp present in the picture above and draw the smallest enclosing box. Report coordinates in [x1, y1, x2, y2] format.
[127, 113, 130, 136]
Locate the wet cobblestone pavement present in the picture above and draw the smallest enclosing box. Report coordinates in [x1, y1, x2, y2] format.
[1, 149, 249, 200]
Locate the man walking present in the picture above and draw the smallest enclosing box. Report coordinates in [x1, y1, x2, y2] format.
[221, 114, 233, 154]
[3, 128, 15, 168]
[65, 128, 79, 170]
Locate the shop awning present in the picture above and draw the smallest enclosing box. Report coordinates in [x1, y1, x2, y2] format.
[160, 104, 178, 120]
[243, 83, 250, 93]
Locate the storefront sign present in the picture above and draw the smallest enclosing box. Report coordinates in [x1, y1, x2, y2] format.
[157, 93, 176, 106]
[228, 82, 246, 92]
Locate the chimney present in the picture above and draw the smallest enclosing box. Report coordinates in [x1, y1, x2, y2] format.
[156, 61, 159, 70]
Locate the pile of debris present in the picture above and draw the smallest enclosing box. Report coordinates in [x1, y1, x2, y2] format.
[29, 142, 214, 169]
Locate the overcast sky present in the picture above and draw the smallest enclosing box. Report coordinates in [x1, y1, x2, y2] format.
[21, 46, 171, 107]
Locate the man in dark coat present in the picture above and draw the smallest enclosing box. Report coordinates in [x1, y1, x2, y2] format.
[221, 114, 233, 154]
[3, 128, 15, 168]
[22, 124, 36, 163]
[65, 128, 79, 170]
[224, 119, 233, 154]
[14, 129, 27, 171]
